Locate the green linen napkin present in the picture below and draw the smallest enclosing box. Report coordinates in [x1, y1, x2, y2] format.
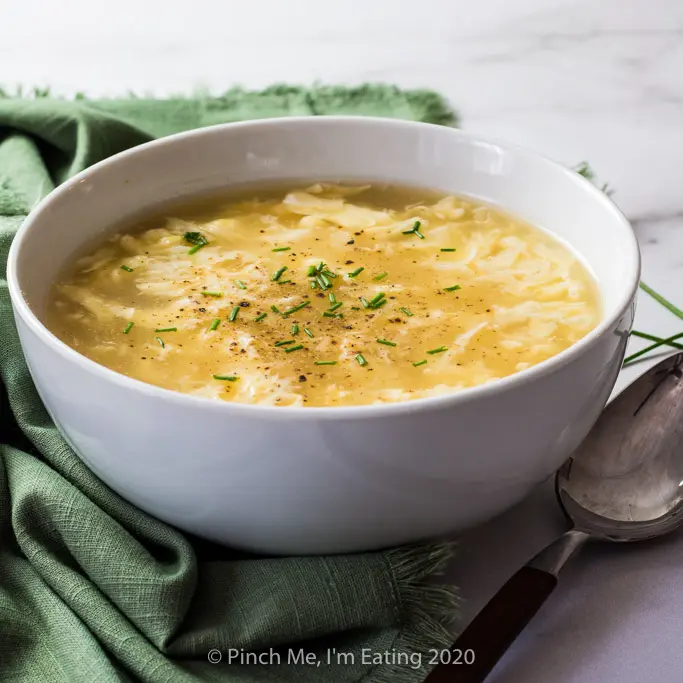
[0, 85, 459, 683]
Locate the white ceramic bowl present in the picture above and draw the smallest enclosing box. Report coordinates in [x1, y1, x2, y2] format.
[7, 117, 640, 555]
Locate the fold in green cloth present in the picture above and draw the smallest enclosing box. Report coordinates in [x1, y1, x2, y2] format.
[0, 86, 458, 683]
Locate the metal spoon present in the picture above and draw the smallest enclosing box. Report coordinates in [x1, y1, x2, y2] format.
[427, 352, 683, 683]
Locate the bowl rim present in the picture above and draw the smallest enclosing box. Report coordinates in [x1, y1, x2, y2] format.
[7, 115, 641, 421]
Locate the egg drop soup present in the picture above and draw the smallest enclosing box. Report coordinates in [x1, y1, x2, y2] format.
[46, 183, 601, 407]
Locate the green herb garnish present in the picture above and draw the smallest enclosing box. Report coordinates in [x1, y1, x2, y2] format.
[184, 231, 209, 254]
[155, 336, 165, 348]
[292, 324, 299, 335]
[304, 327, 314, 338]
[349, 267, 364, 278]
[329, 293, 337, 304]
[311, 281, 318, 289]
[282, 301, 311, 316]
[120, 265, 134, 272]
[254, 312, 267, 322]
[235, 280, 247, 290]
[123, 322, 134, 334]
[307, 265, 317, 277]
[201, 291, 223, 297]
[272, 266, 288, 282]
[440, 248, 456, 252]
[284, 344, 304, 353]
[209, 318, 221, 331]
[373, 272, 388, 282]
[400, 307, 414, 317]
[213, 375, 238, 381]
[369, 292, 385, 308]
[271, 305, 281, 314]
[323, 311, 343, 318]
[444, 285, 461, 292]
[155, 327, 177, 333]
[272, 246, 291, 252]
[360, 297, 370, 309]
[229, 306, 240, 322]
[376, 338, 396, 347]
[315, 361, 337, 366]
[277, 280, 292, 285]
[413, 360, 427, 367]
[275, 340, 295, 347]
[355, 353, 368, 366]
[426, 346, 447, 355]
[402, 220, 424, 239]
[328, 302, 343, 312]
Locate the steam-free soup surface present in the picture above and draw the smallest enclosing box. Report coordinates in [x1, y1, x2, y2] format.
[47, 183, 601, 407]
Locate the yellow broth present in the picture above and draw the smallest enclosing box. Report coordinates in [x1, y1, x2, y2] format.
[46, 183, 601, 407]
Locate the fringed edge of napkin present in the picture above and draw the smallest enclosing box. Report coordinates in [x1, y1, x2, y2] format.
[0, 83, 458, 127]
[368, 542, 458, 683]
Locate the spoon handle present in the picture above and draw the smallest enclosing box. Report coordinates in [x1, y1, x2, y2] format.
[426, 529, 589, 683]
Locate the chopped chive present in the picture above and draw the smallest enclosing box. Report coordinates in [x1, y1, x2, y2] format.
[316, 275, 329, 290]
[444, 285, 461, 292]
[184, 231, 207, 245]
[284, 344, 304, 353]
[155, 327, 177, 333]
[274, 340, 295, 347]
[235, 280, 247, 290]
[123, 322, 134, 334]
[426, 346, 448, 355]
[291, 324, 299, 335]
[376, 338, 397, 347]
[304, 327, 314, 338]
[155, 336, 165, 348]
[311, 281, 318, 289]
[209, 318, 221, 331]
[229, 306, 240, 322]
[307, 265, 317, 277]
[323, 270, 338, 279]
[402, 220, 425, 239]
[360, 297, 370, 308]
[373, 272, 388, 282]
[319, 272, 331, 288]
[440, 248, 456, 252]
[272, 246, 291, 252]
[213, 375, 238, 381]
[372, 299, 387, 309]
[271, 305, 281, 314]
[369, 292, 385, 307]
[272, 266, 288, 282]
[277, 279, 292, 285]
[351, 306, 361, 310]
[329, 293, 337, 304]
[400, 307, 414, 317]
[322, 311, 343, 318]
[315, 361, 337, 366]
[282, 301, 311, 316]
[316, 262, 326, 273]
[355, 353, 368, 367]
[120, 265, 134, 272]
[413, 359, 428, 367]
[328, 302, 343, 312]
[349, 267, 364, 278]
[201, 291, 223, 297]
[185, 231, 209, 254]
[254, 312, 267, 322]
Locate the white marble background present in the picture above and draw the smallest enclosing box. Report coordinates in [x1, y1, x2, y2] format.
[3, 1, 683, 681]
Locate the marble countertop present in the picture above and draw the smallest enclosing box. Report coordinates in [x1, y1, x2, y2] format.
[3, 1, 683, 680]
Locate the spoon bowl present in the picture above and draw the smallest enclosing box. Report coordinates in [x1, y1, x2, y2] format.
[558, 352, 683, 541]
